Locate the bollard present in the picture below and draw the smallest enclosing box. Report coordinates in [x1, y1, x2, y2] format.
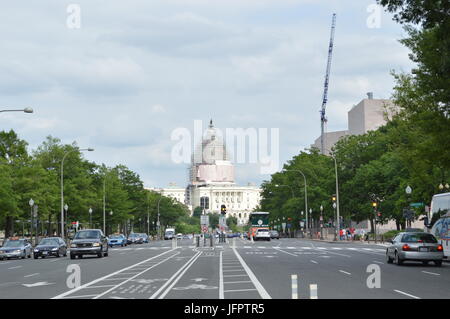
[210, 235, 213, 247]
[310, 284, 318, 299]
[291, 275, 298, 299]
[196, 235, 200, 247]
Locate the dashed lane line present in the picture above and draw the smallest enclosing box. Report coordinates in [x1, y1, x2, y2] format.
[232, 248, 271, 299]
[394, 289, 421, 299]
[52, 248, 177, 299]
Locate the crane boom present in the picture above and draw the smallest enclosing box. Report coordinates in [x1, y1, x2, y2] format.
[320, 13, 336, 155]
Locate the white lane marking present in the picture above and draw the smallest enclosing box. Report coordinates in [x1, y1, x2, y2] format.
[321, 250, 351, 258]
[286, 247, 296, 249]
[64, 294, 99, 299]
[24, 273, 40, 278]
[85, 285, 116, 289]
[233, 248, 271, 299]
[8, 266, 22, 269]
[94, 252, 181, 299]
[223, 274, 248, 278]
[153, 251, 203, 299]
[223, 269, 246, 272]
[274, 247, 297, 257]
[310, 260, 318, 264]
[339, 270, 351, 275]
[22, 282, 54, 287]
[224, 281, 253, 284]
[224, 289, 257, 293]
[421, 271, 440, 276]
[219, 251, 224, 299]
[394, 289, 421, 299]
[52, 248, 176, 299]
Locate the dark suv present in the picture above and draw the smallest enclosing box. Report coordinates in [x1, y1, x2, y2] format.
[70, 229, 108, 259]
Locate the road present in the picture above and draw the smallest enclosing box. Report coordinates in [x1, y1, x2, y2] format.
[0, 238, 448, 299]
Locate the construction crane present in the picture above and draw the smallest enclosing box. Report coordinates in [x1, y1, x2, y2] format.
[320, 13, 337, 155]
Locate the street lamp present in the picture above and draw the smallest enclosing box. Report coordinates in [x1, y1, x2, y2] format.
[283, 169, 308, 236]
[157, 196, 163, 240]
[61, 148, 94, 239]
[0, 107, 34, 113]
[29, 199, 34, 243]
[320, 205, 324, 240]
[333, 202, 337, 240]
[274, 184, 295, 198]
[89, 208, 93, 228]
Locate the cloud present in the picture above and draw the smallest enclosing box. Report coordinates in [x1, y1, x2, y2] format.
[0, 0, 413, 188]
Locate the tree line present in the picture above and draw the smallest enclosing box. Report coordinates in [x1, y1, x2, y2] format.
[261, 0, 450, 233]
[0, 132, 194, 238]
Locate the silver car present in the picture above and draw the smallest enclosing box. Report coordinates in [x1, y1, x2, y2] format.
[386, 232, 444, 266]
[0, 238, 32, 260]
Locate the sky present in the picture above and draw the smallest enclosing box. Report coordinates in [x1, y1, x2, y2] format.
[0, 0, 414, 189]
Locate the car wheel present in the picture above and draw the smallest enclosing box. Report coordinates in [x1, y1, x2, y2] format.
[42, 255, 46, 259]
[386, 252, 394, 264]
[22, 251, 26, 259]
[97, 249, 103, 258]
[104, 251, 108, 257]
[56, 252, 60, 258]
[78, 255, 83, 259]
[395, 252, 403, 265]
[70, 254, 75, 259]
[422, 261, 428, 266]
[33, 254, 38, 259]
[434, 260, 442, 267]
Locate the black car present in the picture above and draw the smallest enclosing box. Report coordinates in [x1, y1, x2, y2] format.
[33, 237, 67, 259]
[70, 229, 108, 259]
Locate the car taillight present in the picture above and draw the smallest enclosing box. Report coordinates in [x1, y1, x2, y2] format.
[402, 244, 410, 251]
[437, 245, 443, 251]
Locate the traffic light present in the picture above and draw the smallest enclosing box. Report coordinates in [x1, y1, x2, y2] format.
[220, 205, 227, 215]
[372, 202, 377, 208]
[332, 194, 336, 202]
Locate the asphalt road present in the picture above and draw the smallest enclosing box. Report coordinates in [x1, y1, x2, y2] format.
[0, 238, 448, 299]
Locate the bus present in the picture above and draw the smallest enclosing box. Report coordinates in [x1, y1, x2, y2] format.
[248, 212, 270, 239]
[428, 192, 450, 258]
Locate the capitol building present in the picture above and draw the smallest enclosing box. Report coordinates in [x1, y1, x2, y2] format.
[148, 120, 262, 226]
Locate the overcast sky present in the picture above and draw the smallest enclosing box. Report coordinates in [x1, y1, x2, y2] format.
[0, 0, 414, 188]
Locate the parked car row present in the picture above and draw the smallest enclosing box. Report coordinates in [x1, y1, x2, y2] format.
[0, 229, 154, 261]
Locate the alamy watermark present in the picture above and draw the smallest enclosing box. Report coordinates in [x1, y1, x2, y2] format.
[171, 120, 279, 174]
[66, 4, 81, 29]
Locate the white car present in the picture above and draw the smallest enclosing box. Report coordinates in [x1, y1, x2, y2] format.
[254, 228, 271, 241]
[176, 233, 183, 239]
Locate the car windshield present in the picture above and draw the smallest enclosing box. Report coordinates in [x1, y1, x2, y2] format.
[39, 239, 59, 246]
[258, 229, 269, 232]
[74, 231, 101, 240]
[402, 233, 437, 243]
[110, 235, 122, 239]
[3, 240, 24, 247]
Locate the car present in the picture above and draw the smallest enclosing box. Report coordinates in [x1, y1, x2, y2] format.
[108, 234, 127, 247]
[164, 228, 175, 240]
[127, 233, 143, 244]
[138, 233, 149, 243]
[0, 238, 32, 260]
[33, 237, 67, 259]
[254, 228, 271, 241]
[176, 233, 183, 240]
[386, 232, 444, 266]
[70, 229, 108, 259]
[270, 230, 280, 239]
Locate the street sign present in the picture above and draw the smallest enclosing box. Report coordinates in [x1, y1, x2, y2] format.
[200, 215, 209, 225]
[282, 223, 286, 232]
[300, 221, 305, 227]
[410, 202, 424, 208]
[201, 225, 208, 233]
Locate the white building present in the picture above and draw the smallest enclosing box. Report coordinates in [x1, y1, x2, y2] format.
[149, 120, 261, 226]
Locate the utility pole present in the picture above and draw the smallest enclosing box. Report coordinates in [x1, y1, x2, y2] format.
[320, 13, 337, 155]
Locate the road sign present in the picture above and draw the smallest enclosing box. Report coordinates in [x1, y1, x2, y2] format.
[410, 202, 424, 208]
[201, 225, 208, 233]
[200, 215, 209, 225]
[300, 221, 305, 227]
[282, 223, 286, 232]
